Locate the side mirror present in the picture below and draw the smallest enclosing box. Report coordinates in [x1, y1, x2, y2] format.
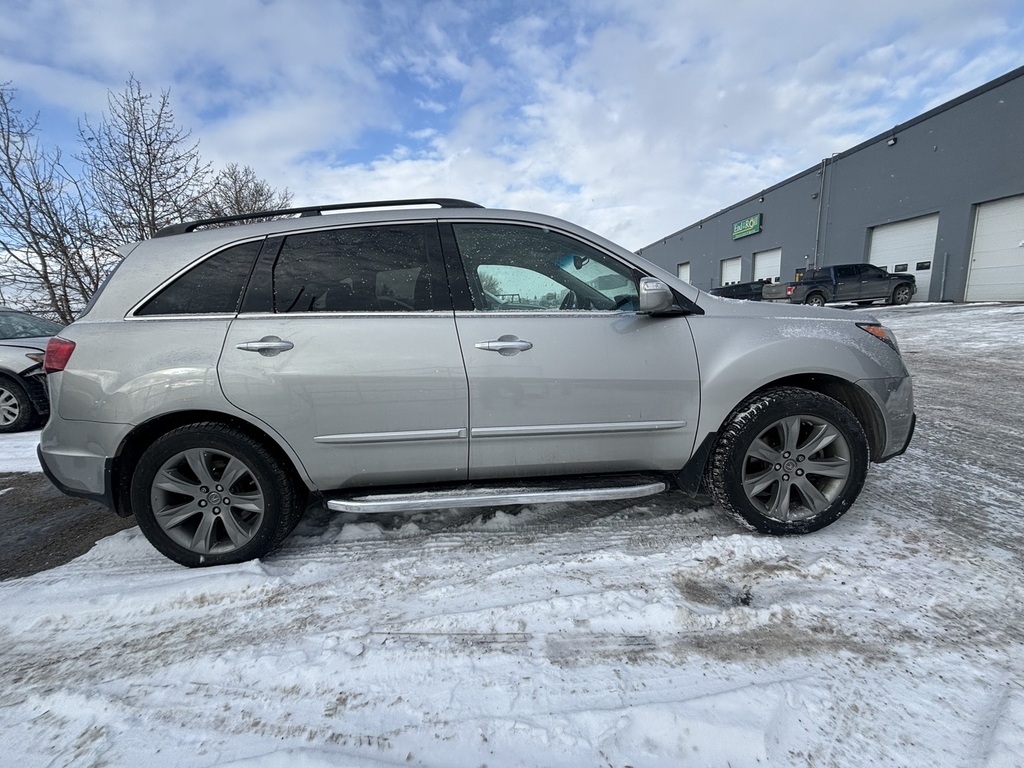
[638, 277, 675, 313]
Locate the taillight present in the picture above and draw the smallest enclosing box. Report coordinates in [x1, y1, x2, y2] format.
[44, 337, 76, 374]
[786, 285, 795, 296]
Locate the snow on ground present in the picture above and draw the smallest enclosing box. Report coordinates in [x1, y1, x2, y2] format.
[0, 429, 45, 472]
[2, 302, 1023, 767]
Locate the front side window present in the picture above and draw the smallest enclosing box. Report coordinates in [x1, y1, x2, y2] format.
[451, 223, 639, 311]
[271, 225, 435, 312]
[136, 240, 263, 316]
[862, 265, 887, 278]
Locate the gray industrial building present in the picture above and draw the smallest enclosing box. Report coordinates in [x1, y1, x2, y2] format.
[638, 65, 1024, 303]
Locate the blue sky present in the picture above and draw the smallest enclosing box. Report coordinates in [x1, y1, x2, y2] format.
[2, 0, 1023, 249]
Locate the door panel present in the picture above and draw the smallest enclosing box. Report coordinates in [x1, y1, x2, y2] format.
[446, 221, 699, 479]
[832, 265, 861, 302]
[220, 315, 468, 489]
[455, 312, 700, 478]
[857, 265, 890, 300]
[219, 223, 469, 490]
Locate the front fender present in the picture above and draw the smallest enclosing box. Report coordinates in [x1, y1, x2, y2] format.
[687, 314, 909, 446]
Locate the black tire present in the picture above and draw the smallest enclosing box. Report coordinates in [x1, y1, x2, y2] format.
[130, 423, 304, 567]
[890, 283, 913, 305]
[706, 387, 869, 535]
[0, 376, 35, 434]
[804, 293, 826, 307]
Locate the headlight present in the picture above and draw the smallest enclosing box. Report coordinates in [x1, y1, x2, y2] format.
[857, 323, 900, 353]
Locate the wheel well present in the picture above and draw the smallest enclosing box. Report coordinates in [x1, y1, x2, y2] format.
[749, 374, 886, 461]
[0, 372, 23, 391]
[0, 372, 46, 419]
[111, 411, 306, 517]
[2, 372, 50, 414]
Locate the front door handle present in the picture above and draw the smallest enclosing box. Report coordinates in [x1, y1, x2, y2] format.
[475, 335, 533, 356]
[236, 336, 294, 357]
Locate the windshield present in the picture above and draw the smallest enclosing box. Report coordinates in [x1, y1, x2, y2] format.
[0, 310, 64, 339]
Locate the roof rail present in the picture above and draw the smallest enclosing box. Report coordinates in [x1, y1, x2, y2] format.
[153, 198, 485, 238]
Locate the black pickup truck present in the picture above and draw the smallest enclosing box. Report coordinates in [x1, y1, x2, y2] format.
[762, 264, 916, 306]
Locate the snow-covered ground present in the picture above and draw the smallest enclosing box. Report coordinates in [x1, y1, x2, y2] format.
[2, 302, 1023, 767]
[0, 429, 45, 472]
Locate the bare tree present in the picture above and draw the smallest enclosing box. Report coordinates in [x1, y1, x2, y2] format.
[1, 76, 293, 320]
[78, 75, 213, 246]
[201, 163, 292, 219]
[0, 84, 108, 322]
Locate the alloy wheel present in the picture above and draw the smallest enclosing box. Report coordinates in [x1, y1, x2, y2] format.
[150, 447, 266, 555]
[0, 386, 21, 427]
[740, 414, 852, 522]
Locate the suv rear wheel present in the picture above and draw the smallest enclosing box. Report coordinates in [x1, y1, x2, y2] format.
[707, 387, 869, 534]
[130, 424, 304, 567]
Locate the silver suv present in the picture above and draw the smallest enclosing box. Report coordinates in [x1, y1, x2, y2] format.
[39, 199, 915, 567]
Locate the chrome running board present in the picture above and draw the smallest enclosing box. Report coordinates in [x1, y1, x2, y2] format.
[324, 476, 668, 514]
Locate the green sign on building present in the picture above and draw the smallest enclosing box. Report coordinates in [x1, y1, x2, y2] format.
[732, 213, 762, 240]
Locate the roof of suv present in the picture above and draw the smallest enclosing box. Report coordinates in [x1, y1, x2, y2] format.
[153, 198, 486, 238]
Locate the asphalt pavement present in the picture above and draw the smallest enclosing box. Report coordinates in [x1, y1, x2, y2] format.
[0, 472, 135, 580]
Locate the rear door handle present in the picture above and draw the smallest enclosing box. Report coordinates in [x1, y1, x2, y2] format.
[236, 336, 294, 357]
[475, 336, 533, 356]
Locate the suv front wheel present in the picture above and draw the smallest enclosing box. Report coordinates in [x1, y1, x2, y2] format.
[130, 423, 304, 567]
[706, 387, 869, 534]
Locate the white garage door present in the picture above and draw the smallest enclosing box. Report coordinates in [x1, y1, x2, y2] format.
[720, 256, 742, 286]
[868, 214, 938, 302]
[753, 248, 781, 283]
[966, 195, 1024, 302]
[677, 262, 691, 283]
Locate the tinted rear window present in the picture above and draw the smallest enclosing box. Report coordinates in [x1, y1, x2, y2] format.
[136, 241, 262, 316]
[270, 226, 435, 313]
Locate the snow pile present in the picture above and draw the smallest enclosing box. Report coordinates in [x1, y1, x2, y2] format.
[1, 302, 1023, 767]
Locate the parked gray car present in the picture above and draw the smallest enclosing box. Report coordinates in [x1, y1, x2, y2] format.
[0, 307, 63, 433]
[39, 199, 915, 567]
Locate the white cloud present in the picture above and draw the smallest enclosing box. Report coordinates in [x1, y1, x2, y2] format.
[2, 0, 1022, 249]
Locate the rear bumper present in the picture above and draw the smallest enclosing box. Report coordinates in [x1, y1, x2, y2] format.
[38, 444, 117, 512]
[38, 415, 131, 515]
